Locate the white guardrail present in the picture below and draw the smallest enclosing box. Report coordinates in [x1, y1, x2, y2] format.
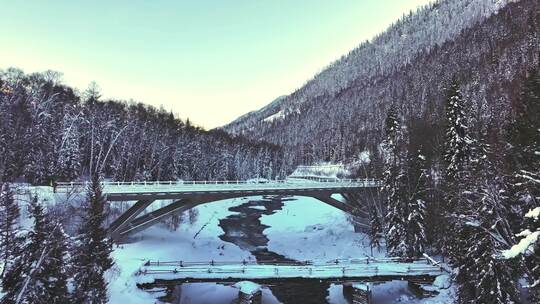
[56, 178, 382, 192]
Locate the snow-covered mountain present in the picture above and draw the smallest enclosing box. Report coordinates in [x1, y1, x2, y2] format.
[222, 96, 286, 134]
[222, 0, 539, 165]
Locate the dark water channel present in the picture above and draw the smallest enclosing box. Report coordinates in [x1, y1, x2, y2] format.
[166, 196, 332, 304]
[218, 196, 299, 264]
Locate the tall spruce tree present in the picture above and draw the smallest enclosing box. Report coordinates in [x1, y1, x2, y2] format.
[405, 152, 428, 258]
[441, 80, 476, 261]
[2, 196, 70, 304]
[33, 221, 70, 304]
[21, 201, 69, 304]
[382, 105, 409, 257]
[0, 183, 20, 280]
[369, 207, 383, 250]
[443, 80, 473, 183]
[72, 174, 113, 304]
[441, 80, 519, 301]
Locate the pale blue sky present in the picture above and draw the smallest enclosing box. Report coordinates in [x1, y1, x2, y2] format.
[0, 0, 431, 128]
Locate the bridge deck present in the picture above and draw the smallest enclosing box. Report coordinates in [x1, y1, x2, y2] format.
[57, 178, 381, 201]
[136, 258, 444, 283]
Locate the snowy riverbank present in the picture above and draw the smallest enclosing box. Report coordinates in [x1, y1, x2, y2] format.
[108, 195, 456, 303]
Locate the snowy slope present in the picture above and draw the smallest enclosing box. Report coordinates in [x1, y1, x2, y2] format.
[260, 196, 384, 261]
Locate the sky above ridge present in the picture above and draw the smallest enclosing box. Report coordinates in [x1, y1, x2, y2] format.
[0, 0, 432, 129]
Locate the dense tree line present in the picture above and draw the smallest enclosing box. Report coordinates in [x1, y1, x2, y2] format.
[381, 70, 539, 302]
[0, 70, 289, 185]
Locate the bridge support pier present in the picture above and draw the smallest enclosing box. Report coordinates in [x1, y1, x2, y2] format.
[407, 278, 439, 297]
[343, 282, 372, 304]
[235, 281, 262, 304]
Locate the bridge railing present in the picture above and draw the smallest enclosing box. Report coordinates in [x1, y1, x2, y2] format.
[142, 256, 426, 268]
[137, 256, 446, 278]
[56, 178, 382, 189]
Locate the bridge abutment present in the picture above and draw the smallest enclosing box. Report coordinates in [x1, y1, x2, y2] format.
[343, 282, 372, 304]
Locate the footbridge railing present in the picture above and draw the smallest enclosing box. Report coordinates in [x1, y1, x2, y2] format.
[136, 256, 445, 283]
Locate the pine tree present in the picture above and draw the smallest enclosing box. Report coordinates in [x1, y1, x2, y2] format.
[0, 183, 20, 280]
[369, 208, 383, 251]
[460, 229, 518, 303]
[405, 151, 429, 258]
[16, 200, 69, 304]
[382, 105, 409, 257]
[458, 181, 519, 303]
[2, 196, 64, 304]
[56, 115, 81, 181]
[505, 206, 539, 301]
[2, 197, 43, 304]
[32, 222, 70, 304]
[407, 198, 427, 258]
[505, 69, 540, 301]
[441, 80, 476, 260]
[72, 174, 113, 304]
[507, 69, 540, 172]
[444, 80, 472, 175]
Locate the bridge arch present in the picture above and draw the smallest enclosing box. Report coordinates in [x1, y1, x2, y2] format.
[108, 190, 374, 241]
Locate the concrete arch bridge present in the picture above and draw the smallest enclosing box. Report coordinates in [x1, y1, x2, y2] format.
[57, 178, 381, 241]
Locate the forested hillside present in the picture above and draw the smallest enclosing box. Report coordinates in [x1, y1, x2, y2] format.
[0, 69, 288, 185]
[223, 0, 539, 171]
[222, 2, 540, 299]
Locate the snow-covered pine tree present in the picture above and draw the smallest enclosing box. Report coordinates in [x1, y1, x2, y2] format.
[505, 69, 540, 301]
[443, 79, 472, 183]
[12, 199, 70, 304]
[382, 105, 409, 257]
[0, 183, 20, 280]
[31, 221, 70, 304]
[406, 198, 426, 258]
[1, 197, 42, 303]
[404, 150, 429, 258]
[503, 206, 539, 300]
[438, 80, 517, 303]
[56, 114, 81, 181]
[1, 196, 64, 303]
[460, 229, 518, 303]
[458, 181, 519, 303]
[369, 207, 383, 250]
[441, 80, 476, 261]
[72, 174, 113, 304]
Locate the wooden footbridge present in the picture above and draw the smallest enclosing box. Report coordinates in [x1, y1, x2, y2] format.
[136, 256, 445, 287]
[57, 178, 381, 241]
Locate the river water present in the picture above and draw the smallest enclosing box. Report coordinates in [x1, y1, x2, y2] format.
[171, 196, 333, 304]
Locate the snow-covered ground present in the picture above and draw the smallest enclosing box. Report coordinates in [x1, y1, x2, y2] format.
[260, 196, 384, 261]
[289, 163, 350, 179]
